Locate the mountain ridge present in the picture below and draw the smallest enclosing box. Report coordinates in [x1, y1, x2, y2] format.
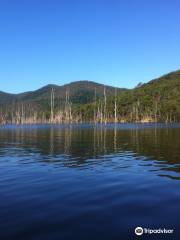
[0, 80, 124, 95]
[1, 69, 180, 96]
[0, 69, 180, 123]
[0, 80, 126, 105]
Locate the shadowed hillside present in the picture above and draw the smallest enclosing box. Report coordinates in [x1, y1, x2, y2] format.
[0, 81, 125, 105]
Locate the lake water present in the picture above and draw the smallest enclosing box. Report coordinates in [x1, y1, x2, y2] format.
[0, 124, 180, 240]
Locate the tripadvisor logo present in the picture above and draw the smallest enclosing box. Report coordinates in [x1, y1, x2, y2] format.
[135, 227, 143, 236]
[135, 226, 174, 236]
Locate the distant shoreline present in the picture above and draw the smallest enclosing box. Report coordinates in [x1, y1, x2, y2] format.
[0, 70, 180, 124]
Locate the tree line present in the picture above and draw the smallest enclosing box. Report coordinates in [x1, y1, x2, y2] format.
[0, 85, 179, 124]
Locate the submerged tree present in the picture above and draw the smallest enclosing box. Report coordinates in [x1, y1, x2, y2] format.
[50, 88, 55, 123]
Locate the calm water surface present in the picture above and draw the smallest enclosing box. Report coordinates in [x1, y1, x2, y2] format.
[0, 124, 180, 240]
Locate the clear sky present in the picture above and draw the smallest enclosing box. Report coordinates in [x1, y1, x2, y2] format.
[0, 0, 180, 93]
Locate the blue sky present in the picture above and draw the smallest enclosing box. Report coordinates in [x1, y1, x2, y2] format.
[0, 0, 180, 93]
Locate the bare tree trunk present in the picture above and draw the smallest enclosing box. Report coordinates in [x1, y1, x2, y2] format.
[21, 103, 25, 124]
[100, 101, 103, 124]
[65, 89, 70, 123]
[94, 87, 97, 124]
[104, 86, 107, 124]
[114, 88, 117, 123]
[50, 88, 55, 123]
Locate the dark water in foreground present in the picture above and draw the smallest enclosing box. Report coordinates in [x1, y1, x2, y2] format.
[0, 123, 180, 240]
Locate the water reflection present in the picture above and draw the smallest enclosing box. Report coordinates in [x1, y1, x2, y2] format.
[0, 124, 180, 179]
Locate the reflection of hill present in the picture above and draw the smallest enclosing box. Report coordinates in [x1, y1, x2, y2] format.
[0, 125, 180, 177]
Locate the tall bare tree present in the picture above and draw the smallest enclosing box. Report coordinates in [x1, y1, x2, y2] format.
[114, 88, 117, 123]
[104, 86, 107, 124]
[50, 88, 55, 123]
[94, 87, 97, 124]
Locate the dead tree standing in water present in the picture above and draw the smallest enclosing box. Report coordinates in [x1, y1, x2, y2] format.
[94, 87, 97, 124]
[114, 88, 117, 123]
[50, 88, 55, 123]
[104, 86, 107, 124]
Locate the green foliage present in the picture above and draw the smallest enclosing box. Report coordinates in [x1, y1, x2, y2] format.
[0, 70, 180, 123]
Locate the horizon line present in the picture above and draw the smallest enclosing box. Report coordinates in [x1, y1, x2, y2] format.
[0, 68, 179, 95]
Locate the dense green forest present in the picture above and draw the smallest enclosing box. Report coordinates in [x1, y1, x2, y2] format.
[0, 70, 180, 124]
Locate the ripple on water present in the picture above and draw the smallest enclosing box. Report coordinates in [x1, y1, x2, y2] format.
[0, 125, 180, 239]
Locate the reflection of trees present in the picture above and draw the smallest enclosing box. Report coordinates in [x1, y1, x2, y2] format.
[0, 125, 180, 177]
[114, 125, 117, 152]
[64, 126, 72, 156]
[50, 126, 54, 156]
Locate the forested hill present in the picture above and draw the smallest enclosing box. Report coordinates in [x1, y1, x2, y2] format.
[111, 69, 180, 122]
[0, 81, 126, 106]
[0, 70, 180, 124]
